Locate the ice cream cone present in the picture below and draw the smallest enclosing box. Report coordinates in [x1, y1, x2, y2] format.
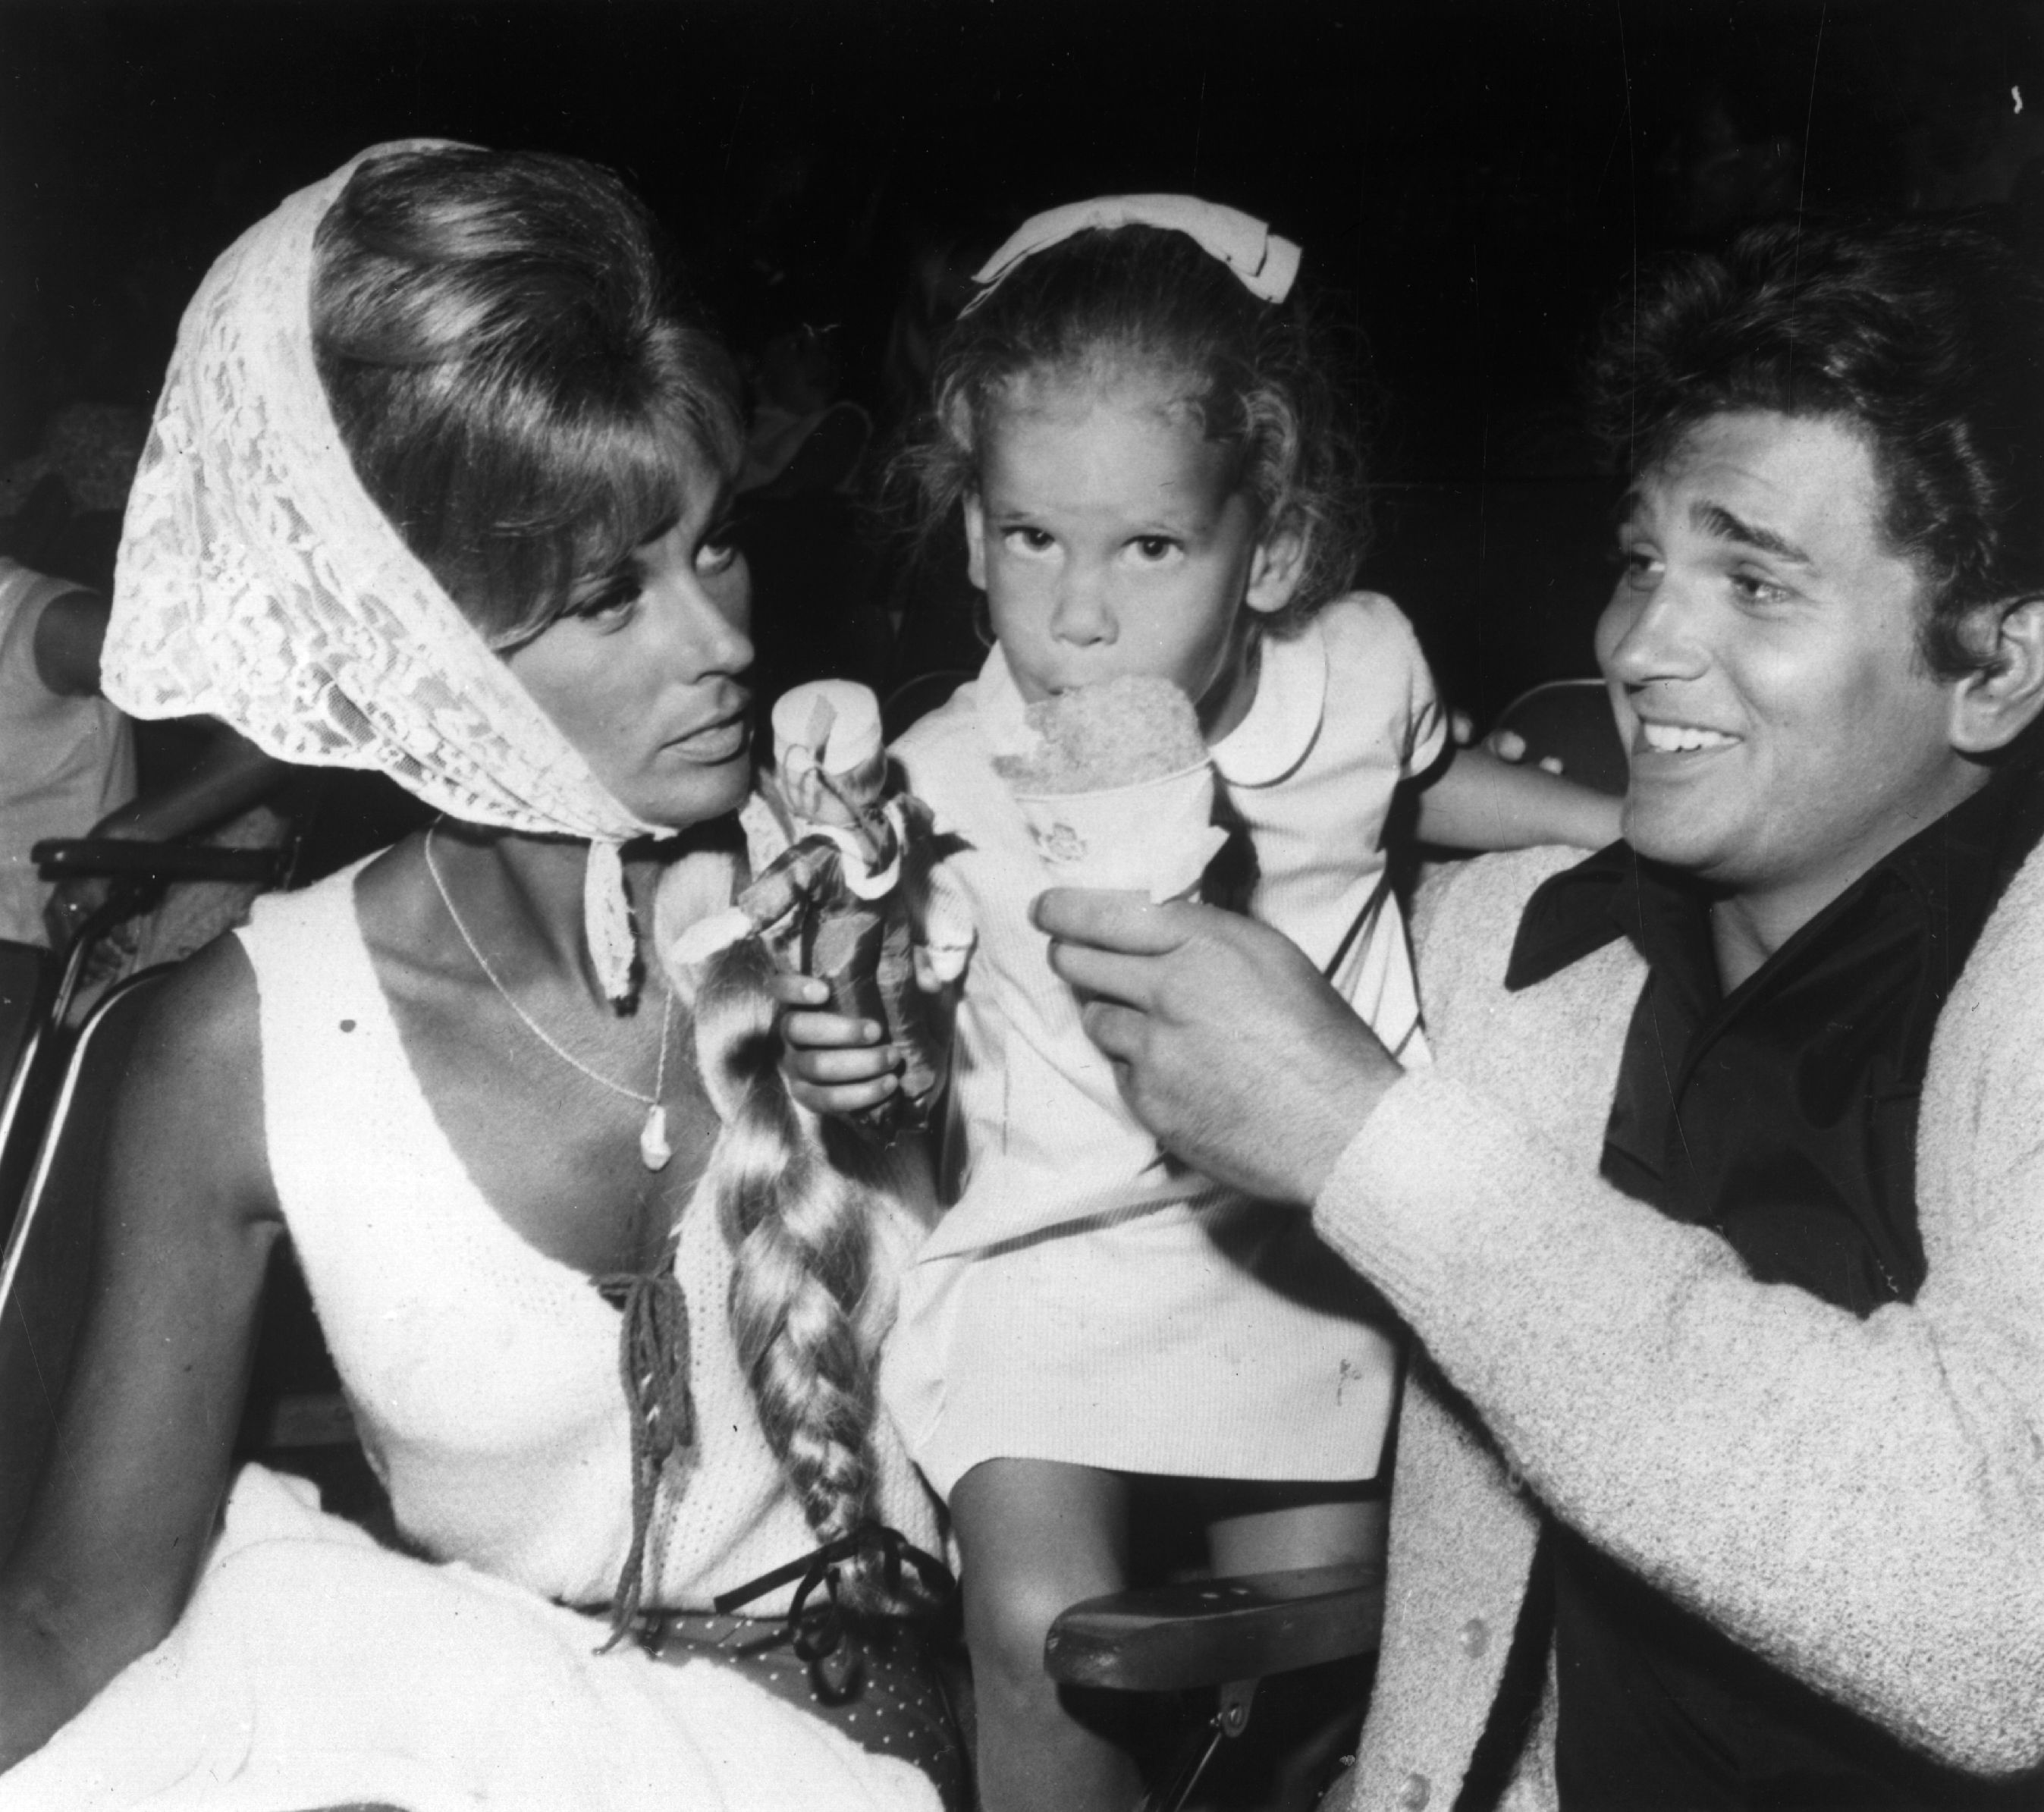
[1013, 760, 1228, 899]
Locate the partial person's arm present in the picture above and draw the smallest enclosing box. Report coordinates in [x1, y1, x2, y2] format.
[28, 578, 287, 835]
[1038, 871, 2044, 1775]
[29, 586, 112, 699]
[1412, 742, 1621, 853]
[30, 572, 290, 943]
[0, 938, 282, 1770]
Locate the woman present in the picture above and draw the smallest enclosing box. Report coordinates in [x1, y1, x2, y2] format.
[0, 142, 962, 1811]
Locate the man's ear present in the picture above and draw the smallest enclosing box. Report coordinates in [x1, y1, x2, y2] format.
[1244, 524, 1308, 617]
[962, 493, 989, 592]
[1949, 596, 2044, 754]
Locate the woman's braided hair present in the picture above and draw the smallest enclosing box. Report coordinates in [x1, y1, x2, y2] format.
[693, 936, 895, 1597]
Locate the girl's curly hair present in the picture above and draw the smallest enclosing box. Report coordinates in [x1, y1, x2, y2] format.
[901, 223, 1371, 636]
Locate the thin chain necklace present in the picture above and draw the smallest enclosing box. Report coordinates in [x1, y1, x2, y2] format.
[424, 824, 675, 1171]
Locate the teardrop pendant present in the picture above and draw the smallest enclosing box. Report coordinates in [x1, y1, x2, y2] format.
[639, 1103, 673, 1172]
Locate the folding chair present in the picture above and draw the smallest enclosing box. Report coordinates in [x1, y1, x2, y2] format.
[0, 941, 57, 1249]
[1488, 677, 1626, 798]
[33, 836, 290, 1027]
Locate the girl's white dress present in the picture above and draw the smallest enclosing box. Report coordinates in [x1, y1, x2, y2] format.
[882, 594, 1445, 1496]
[0, 860, 943, 1812]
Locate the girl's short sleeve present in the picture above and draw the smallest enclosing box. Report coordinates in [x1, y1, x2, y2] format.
[1393, 611, 1449, 780]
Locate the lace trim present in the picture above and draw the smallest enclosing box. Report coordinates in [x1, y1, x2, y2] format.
[102, 143, 667, 997]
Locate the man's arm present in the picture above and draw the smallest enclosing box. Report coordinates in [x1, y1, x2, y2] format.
[1037, 875, 2044, 1776]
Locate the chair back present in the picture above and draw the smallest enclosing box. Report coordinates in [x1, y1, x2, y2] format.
[0, 941, 56, 1248]
[1491, 677, 1628, 798]
[0, 967, 172, 1565]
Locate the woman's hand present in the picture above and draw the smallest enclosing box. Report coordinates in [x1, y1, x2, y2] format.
[765, 970, 905, 1118]
[1033, 889, 1404, 1205]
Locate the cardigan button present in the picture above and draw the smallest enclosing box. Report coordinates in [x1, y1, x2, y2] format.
[1398, 1770, 1431, 1809]
[1458, 1616, 1489, 1657]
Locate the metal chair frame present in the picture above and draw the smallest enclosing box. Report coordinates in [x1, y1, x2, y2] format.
[0, 943, 57, 1251]
[1488, 677, 1627, 798]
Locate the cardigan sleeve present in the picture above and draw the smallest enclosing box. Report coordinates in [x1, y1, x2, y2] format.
[1314, 848, 2044, 1776]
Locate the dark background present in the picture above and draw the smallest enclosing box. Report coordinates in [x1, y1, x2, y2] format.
[6, 0, 2042, 716]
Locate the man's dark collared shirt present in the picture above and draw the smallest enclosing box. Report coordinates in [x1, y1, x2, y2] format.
[1501, 765, 2044, 1810]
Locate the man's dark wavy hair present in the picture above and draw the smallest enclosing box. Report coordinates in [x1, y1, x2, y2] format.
[1588, 216, 2044, 678]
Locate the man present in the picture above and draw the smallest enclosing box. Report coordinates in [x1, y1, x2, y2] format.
[1039, 217, 2044, 1807]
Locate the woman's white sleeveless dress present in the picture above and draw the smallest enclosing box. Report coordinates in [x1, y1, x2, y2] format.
[0, 859, 941, 1812]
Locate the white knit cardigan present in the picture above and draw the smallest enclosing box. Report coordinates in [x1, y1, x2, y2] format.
[1316, 844, 2044, 1810]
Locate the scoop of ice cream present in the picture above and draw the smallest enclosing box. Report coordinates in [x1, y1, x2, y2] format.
[994, 675, 1208, 795]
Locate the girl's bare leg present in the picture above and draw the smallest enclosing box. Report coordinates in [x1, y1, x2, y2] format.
[1204, 1483, 1386, 1578]
[1202, 1483, 1388, 1812]
[951, 1457, 1141, 1812]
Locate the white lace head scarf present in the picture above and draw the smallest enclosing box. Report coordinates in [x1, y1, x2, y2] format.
[104, 142, 691, 1000]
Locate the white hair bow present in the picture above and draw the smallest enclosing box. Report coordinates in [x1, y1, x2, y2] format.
[964, 193, 1301, 315]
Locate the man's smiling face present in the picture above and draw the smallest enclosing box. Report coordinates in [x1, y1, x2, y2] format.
[1596, 409, 1986, 942]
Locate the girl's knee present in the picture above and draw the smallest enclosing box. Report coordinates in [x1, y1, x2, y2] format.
[963, 1563, 1089, 1688]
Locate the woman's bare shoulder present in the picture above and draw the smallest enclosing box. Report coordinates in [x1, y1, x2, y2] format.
[140, 925, 258, 1040]
[114, 932, 276, 1228]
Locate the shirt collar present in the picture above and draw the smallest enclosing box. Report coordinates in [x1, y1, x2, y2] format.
[1507, 761, 2044, 995]
[1506, 839, 1642, 992]
[1210, 618, 1327, 787]
[972, 642, 1038, 760]
[973, 623, 1329, 786]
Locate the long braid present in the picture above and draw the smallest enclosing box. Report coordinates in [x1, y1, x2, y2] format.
[693, 938, 892, 1602]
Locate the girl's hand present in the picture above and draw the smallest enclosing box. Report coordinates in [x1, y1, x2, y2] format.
[765, 970, 905, 1117]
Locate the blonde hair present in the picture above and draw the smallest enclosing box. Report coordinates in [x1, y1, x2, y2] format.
[692, 937, 897, 1603]
[905, 221, 1371, 635]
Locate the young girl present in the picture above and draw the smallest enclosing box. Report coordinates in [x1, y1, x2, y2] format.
[785, 195, 1619, 1810]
